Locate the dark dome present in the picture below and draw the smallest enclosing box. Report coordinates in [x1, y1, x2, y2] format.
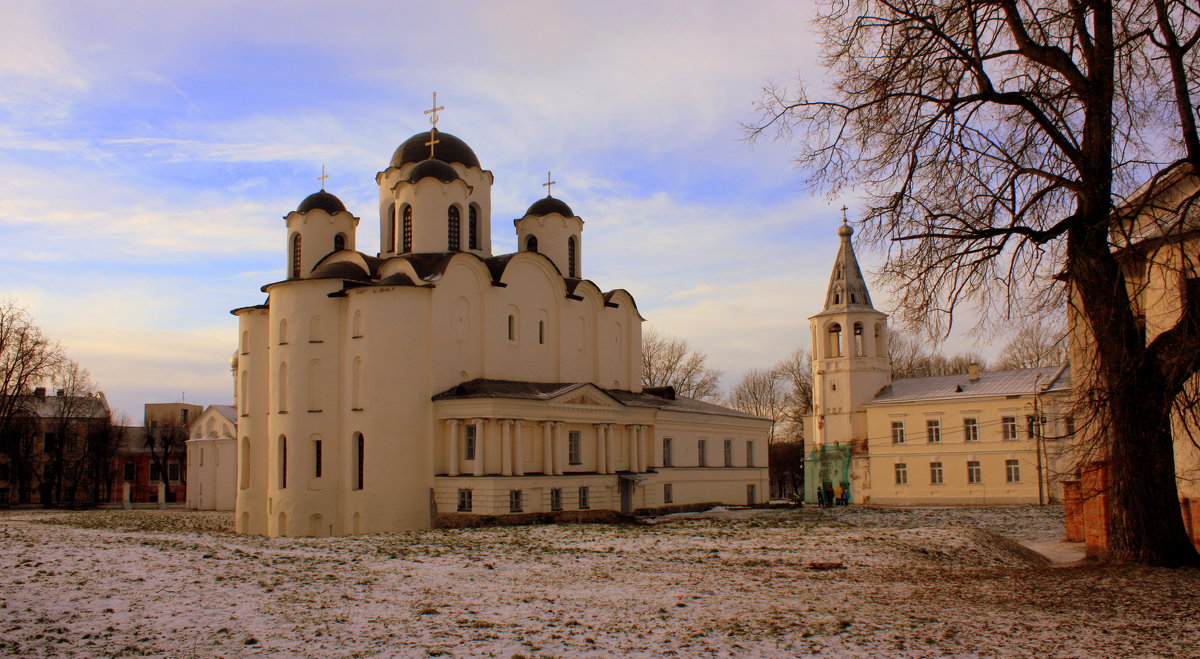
[525, 196, 574, 217]
[390, 131, 480, 169]
[408, 158, 460, 184]
[297, 190, 347, 214]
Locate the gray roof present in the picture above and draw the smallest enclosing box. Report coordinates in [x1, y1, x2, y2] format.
[432, 379, 767, 420]
[868, 365, 1071, 405]
[212, 405, 237, 424]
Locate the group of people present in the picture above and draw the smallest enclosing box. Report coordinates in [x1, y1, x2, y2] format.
[815, 483, 849, 507]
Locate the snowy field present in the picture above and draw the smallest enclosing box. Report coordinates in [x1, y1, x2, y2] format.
[1, 506, 1197, 657]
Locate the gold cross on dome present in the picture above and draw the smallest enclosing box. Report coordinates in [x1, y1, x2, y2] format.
[317, 165, 330, 190]
[841, 205, 849, 224]
[543, 171, 556, 197]
[425, 129, 440, 159]
[424, 91, 445, 128]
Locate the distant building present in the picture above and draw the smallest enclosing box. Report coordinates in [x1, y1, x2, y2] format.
[232, 121, 772, 537]
[0, 387, 112, 506]
[109, 403, 199, 505]
[806, 221, 1073, 504]
[185, 405, 237, 510]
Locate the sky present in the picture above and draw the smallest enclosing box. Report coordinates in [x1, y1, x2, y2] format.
[0, 0, 986, 419]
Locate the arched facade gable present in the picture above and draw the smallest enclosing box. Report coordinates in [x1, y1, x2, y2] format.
[376, 256, 424, 283]
[495, 253, 569, 299]
[311, 249, 372, 274]
[601, 289, 645, 321]
[567, 279, 607, 312]
[437, 253, 494, 292]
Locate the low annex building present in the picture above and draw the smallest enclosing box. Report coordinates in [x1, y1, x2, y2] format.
[806, 221, 1073, 505]
[232, 115, 771, 537]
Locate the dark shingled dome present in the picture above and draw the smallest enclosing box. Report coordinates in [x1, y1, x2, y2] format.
[297, 190, 347, 214]
[390, 131, 480, 169]
[525, 196, 574, 217]
[408, 158, 460, 184]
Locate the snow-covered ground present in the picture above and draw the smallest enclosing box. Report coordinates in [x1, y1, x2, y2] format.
[0, 505, 1196, 657]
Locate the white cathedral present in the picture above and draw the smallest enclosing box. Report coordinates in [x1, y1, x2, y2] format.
[232, 118, 771, 537]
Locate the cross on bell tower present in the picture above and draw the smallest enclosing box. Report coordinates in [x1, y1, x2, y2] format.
[542, 171, 556, 197]
[424, 92, 445, 159]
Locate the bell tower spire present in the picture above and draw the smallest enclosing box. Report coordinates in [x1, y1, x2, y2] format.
[824, 211, 875, 311]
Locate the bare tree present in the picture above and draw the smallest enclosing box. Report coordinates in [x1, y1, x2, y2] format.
[769, 440, 807, 499]
[144, 413, 187, 501]
[994, 319, 1070, 370]
[641, 327, 722, 401]
[46, 362, 108, 506]
[773, 348, 813, 441]
[0, 301, 64, 504]
[749, 0, 1200, 565]
[888, 330, 986, 379]
[727, 368, 785, 440]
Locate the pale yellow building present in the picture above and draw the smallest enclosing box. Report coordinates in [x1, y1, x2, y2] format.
[232, 121, 771, 537]
[806, 222, 1072, 504]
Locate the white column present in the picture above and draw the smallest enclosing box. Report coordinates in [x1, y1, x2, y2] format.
[595, 424, 607, 474]
[607, 424, 617, 474]
[541, 421, 554, 475]
[649, 426, 659, 469]
[500, 420, 513, 477]
[554, 422, 566, 475]
[513, 420, 525, 476]
[632, 425, 642, 473]
[447, 419, 460, 477]
[472, 418, 485, 477]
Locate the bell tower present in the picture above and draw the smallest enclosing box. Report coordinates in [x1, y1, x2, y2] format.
[809, 217, 891, 453]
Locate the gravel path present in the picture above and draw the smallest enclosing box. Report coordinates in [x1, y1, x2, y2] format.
[0, 506, 1195, 657]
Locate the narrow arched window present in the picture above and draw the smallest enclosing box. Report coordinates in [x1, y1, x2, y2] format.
[354, 432, 365, 490]
[352, 357, 363, 410]
[468, 205, 479, 250]
[526, 235, 538, 253]
[278, 319, 288, 345]
[387, 203, 396, 252]
[291, 234, 302, 278]
[402, 206, 413, 252]
[567, 236, 578, 278]
[829, 323, 843, 358]
[240, 437, 251, 489]
[334, 233, 346, 252]
[853, 322, 864, 356]
[240, 371, 249, 416]
[278, 362, 288, 413]
[279, 435, 288, 489]
[448, 205, 461, 251]
[308, 359, 321, 412]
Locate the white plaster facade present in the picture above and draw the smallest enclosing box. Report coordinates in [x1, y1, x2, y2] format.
[233, 128, 771, 537]
[185, 405, 237, 511]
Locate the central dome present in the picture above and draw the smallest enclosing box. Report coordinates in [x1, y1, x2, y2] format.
[525, 196, 574, 218]
[297, 189, 347, 214]
[390, 131, 480, 169]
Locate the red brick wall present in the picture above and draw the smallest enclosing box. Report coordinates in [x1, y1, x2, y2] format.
[1062, 480, 1084, 542]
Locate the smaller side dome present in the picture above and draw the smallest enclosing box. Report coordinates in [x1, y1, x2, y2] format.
[310, 261, 370, 281]
[297, 190, 347, 214]
[408, 158, 460, 184]
[526, 196, 574, 217]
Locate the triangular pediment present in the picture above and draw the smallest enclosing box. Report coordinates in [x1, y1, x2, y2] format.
[550, 384, 620, 408]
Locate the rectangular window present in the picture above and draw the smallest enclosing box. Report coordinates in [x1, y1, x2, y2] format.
[280, 439, 287, 489]
[539, 320, 545, 345]
[1064, 415, 1076, 437]
[747, 483, 757, 505]
[1002, 417, 1018, 441]
[662, 437, 673, 467]
[355, 433, 365, 490]
[930, 461, 944, 484]
[168, 463, 180, 482]
[123, 461, 135, 482]
[464, 425, 477, 461]
[0, 463, 9, 481]
[698, 439, 708, 467]
[457, 488, 472, 512]
[509, 489, 523, 513]
[891, 421, 905, 444]
[964, 418, 979, 442]
[578, 486, 590, 510]
[314, 440, 323, 478]
[149, 462, 161, 482]
[1006, 459, 1021, 483]
[723, 439, 733, 467]
[550, 488, 562, 511]
[664, 483, 673, 504]
[507, 315, 515, 341]
[1026, 415, 1036, 439]
[894, 463, 908, 485]
[967, 460, 982, 484]
[568, 430, 582, 465]
[926, 419, 941, 443]
[746, 441, 755, 468]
